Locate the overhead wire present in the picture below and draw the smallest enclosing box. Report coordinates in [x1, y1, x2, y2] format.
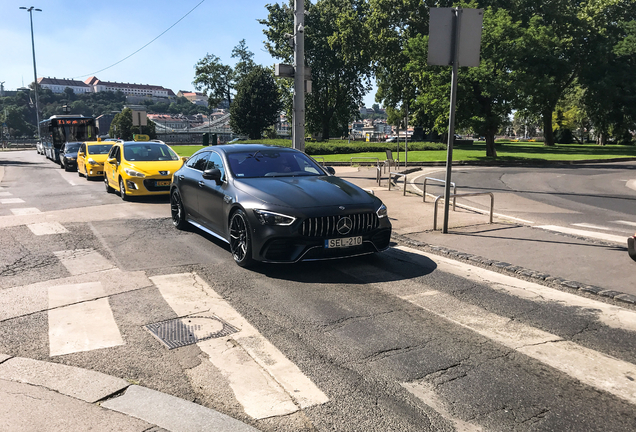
[72, 0, 207, 79]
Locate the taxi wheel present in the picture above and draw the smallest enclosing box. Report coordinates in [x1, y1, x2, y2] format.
[229, 210, 254, 268]
[170, 190, 187, 230]
[119, 178, 128, 201]
[104, 177, 113, 193]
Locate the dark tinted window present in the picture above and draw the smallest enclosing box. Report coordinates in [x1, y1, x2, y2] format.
[64, 143, 81, 152]
[123, 143, 179, 161]
[87, 144, 113, 155]
[186, 152, 210, 171]
[228, 149, 323, 178]
[205, 152, 225, 181]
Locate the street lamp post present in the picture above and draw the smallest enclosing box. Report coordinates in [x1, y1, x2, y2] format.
[20, 6, 42, 142]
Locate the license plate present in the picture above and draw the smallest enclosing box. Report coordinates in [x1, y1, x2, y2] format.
[325, 236, 362, 248]
[156, 180, 170, 186]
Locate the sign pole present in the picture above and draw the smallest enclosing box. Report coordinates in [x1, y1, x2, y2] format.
[292, 0, 305, 152]
[442, 8, 462, 234]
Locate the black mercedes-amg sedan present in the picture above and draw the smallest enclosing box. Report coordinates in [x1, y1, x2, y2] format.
[170, 144, 392, 267]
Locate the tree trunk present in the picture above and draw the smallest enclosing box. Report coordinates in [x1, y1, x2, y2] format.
[485, 133, 497, 158]
[543, 109, 555, 146]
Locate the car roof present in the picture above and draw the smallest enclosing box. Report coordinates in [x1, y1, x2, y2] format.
[84, 141, 116, 145]
[201, 144, 297, 155]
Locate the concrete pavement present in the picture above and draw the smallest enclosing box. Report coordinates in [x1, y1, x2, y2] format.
[1, 163, 635, 432]
[335, 164, 636, 302]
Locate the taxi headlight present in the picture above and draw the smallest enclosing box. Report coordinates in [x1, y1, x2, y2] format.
[376, 203, 388, 218]
[124, 168, 145, 178]
[87, 158, 98, 165]
[253, 209, 296, 226]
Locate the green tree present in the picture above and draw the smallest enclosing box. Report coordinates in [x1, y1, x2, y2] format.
[229, 66, 282, 139]
[260, 0, 373, 139]
[193, 54, 233, 108]
[231, 39, 257, 84]
[109, 108, 156, 140]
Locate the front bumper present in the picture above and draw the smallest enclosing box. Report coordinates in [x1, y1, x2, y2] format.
[123, 176, 173, 196]
[629, 235, 636, 262]
[86, 163, 105, 178]
[247, 212, 392, 263]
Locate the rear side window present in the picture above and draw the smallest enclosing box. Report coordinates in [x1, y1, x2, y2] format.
[186, 152, 210, 171]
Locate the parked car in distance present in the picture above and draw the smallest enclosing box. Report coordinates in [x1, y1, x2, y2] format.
[170, 144, 392, 267]
[103, 138, 184, 200]
[77, 141, 116, 179]
[629, 233, 636, 261]
[59, 142, 82, 171]
[386, 136, 397, 143]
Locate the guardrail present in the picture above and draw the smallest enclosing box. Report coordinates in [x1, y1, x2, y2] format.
[350, 157, 380, 167]
[312, 156, 325, 165]
[433, 192, 494, 231]
[423, 177, 456, 210]
[388, 172, 408, 196]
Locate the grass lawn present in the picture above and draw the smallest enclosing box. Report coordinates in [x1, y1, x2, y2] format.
[170, 141, 636, 163]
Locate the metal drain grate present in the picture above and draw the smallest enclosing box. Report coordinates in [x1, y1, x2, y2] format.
[145, 316, 239, 349]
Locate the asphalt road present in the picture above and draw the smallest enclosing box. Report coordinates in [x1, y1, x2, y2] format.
[420, 162, 636, 240]
[2, 150, 636, 431]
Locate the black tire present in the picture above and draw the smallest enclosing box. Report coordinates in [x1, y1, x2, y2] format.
[104, 176, 113, 193]
[229, 209, 254, 268]
[170, 190, 188, 230]
[119, 177, 128, 201]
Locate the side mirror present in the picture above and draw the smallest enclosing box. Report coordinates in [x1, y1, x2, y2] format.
[202, 168, 223, 185]
[325, 166, 336, 175]
[106, 157, 117, 164]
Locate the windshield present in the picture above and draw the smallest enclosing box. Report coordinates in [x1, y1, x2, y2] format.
[65, 143, 81, 152]
[228, 149, 324, 178]
[87, 144, 113, 155]
[123, 143, 179, 162]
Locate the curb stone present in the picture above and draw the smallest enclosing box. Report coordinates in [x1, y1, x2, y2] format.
[391, 232, 636, 308]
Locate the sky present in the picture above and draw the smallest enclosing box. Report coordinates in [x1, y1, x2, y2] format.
[1, 0, 377, 107]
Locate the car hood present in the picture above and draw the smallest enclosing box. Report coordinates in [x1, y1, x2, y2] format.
[86, 153, 110, 163]
[234, 176, 376, 209]
[125, 160, 184, 175]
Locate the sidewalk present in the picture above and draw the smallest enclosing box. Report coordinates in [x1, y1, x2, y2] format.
[335, 165, 636, 302]
[0, 354, 259, 432]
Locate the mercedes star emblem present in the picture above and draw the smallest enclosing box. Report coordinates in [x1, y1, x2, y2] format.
[337, 217, 353, 235]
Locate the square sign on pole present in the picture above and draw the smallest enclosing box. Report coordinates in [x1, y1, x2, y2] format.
[131, 110, 147, 126]
[428, 8, 483, 234]
[428, 8, 483, 67]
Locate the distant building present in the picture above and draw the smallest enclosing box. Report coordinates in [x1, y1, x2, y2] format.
[95, 112, 118, 137]
[84, 76, 173, 99]
[177, 91, 209, 107]
[38, 77, 91, 94]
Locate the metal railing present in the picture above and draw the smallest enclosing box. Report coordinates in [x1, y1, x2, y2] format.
[388, 172, 408, 196]
[350, 157, 380, 167]
[433, 192, 494, 231]
[423, 177, 456, 210]
[312, 156, 325, 165]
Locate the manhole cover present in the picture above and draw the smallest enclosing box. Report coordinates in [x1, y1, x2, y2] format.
[145, 316, 239, 349]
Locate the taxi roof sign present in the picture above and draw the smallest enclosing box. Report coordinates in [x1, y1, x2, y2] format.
[133, 134, 150, 141]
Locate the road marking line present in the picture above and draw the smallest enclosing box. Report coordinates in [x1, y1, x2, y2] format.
[572, 223, 613, 231]
[48, 298, 124, 357]
[10, 207, 41, 215]
[0, 198, 24, 204]
[53, 249, 115, 275]
[0, 192, 12, 197]
[27, 222, 68, 235]
[613, 220, 636, 228]
[48, 282, 105, 309]
[150, 273, 329, 419]
[393, 246, 636, 333]
[536, 224, 627, 244]
[401, 289, 636, 405]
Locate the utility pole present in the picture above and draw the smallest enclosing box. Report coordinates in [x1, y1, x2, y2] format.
[292, 0, 305, 152]
[20, 6, 42, 142]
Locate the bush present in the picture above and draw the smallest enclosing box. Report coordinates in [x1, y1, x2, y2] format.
[229, 139, 446, 155]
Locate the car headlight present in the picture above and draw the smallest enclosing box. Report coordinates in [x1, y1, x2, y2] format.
[376, 203, 388, 218]
[67, 157, 76, 161]
[87, 158, 98, 165]
[253, 209, 296, 226]
[124, 168, 146, 178]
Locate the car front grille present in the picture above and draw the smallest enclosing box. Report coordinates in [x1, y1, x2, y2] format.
[300, 213, 379, 238]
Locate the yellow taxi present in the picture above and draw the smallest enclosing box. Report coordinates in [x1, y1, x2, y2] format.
[103, 137, 184, 200]
[77, 140, 117, 179]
